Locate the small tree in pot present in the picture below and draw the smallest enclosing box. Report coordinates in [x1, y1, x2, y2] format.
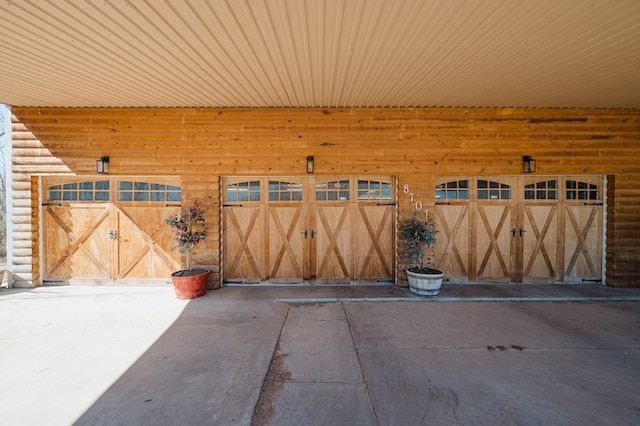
[399, 212, 444, 296]
[165, 199, 209, 299]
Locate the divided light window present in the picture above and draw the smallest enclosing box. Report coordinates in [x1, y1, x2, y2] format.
[118, 181, 181, 202]
[524, 180, 558, 200]
[316, 180, 349, 201]
[227, 181, 260, 202]
[566, 180, 599, 200]
[48, 181, 110, 202]
[269, 181, 302, 201]
[435, 180, 469, 200]
[357, 180, 392, 201]
[478, 180, 511, 200]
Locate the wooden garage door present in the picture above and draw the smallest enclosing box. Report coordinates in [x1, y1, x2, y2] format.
[434, 176, 604, 284]
[223, 176, 394, 284]
[43, 177, 181, 285]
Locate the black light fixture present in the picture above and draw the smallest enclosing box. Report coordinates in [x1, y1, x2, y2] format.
[522, 155, 536, 173]
[307, 156, 314, 174]
[96, 156, 109, 174]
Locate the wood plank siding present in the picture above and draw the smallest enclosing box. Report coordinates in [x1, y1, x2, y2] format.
[10, 107, 640, 287]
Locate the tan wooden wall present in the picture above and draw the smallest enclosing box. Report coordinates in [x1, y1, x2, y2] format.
[10, 107, 640, 287]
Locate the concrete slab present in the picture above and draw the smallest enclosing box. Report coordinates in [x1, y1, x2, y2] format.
[345, 301, 640, 426]
[269, 382, 375, 426]
[2, 284, 639, 425]
[278, 304, 362, 383]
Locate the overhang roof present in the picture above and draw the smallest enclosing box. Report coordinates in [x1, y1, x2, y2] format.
[1, 0, 639, 109]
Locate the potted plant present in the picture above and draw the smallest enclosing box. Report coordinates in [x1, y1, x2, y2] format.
[399, 212, 444, 296]
[165, 199, 209, 299]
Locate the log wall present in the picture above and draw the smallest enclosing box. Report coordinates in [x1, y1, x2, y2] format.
[10, 107, 640, 287]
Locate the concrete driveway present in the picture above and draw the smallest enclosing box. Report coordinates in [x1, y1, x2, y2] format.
[1, 285, 639, 425]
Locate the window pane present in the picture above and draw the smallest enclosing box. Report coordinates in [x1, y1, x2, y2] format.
[96, 191, 109, 201]
[151, 192, 164, 201]
[119, 192, 132, 201]
[119, 181, 132, 190]
[167, 191, 180, 201]
[80, 191, 93, 201]
[80, 181, 93, 190]
[250, 191, 261, 201]
[134, 192, 149, 201]
[135, 181, 149, 191]
[49, 191, 61, 200]
[63, 192, 77, 201]
[151, 183, 165, 190]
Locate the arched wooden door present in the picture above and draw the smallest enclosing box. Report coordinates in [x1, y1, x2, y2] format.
[222, 176, 394, 284]
[43, 177, 181, 285]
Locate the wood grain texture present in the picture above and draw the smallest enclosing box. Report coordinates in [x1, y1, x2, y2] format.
[10, 107, 640, 287]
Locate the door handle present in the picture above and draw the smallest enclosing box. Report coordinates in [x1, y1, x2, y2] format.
[519, 228, 526, 237]
[303, 230, 308, 239]
[108, 230, 118, 240]
[311, 230, 316, 239]
[511, 228, 517, 238]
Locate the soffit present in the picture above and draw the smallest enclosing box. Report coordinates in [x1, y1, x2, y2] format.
[1, 0, 639, 108]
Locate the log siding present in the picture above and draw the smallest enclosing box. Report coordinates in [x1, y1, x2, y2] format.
[10, 107, 640, 287]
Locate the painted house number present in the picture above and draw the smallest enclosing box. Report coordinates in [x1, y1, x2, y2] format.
[403, 184, 429, 217]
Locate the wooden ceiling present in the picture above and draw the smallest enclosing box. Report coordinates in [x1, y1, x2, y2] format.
[1, 0, 639, 108]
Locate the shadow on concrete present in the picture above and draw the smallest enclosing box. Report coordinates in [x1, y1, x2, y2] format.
[75, 291, 289, 426]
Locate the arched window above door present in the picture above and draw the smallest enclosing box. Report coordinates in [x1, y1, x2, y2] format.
[118, 181, 181, 202]
[226, 181, 260, 202]
[269, 181, 303, 201]
[477, 180, 511, 200]
[566, 180, 600, 200]
[524, 180, 558, 200]
[47, 180, 110, 202]
[435, 179, 469, 200]
[316, 180, 349, 201]
[357, 179, 392, 201]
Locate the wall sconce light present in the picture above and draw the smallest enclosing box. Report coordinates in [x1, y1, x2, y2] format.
[307, 156, 314, 174]
[522, 155, 536, 173]
[96, 156, 109, 174]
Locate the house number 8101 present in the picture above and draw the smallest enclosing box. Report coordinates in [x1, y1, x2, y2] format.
[403, 184, 428, 217]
